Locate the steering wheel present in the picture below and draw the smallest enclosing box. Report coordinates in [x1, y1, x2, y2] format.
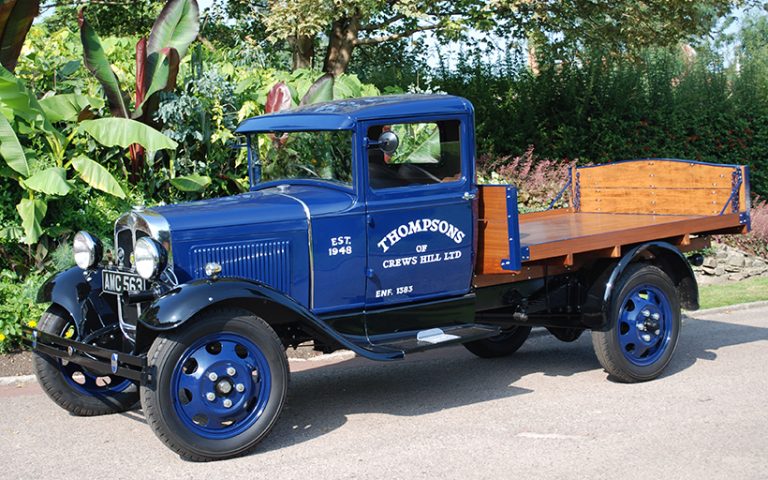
[400, 163, 442, 183]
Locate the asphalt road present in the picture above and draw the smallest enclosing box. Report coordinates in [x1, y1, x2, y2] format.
[2, 306, 767, 480]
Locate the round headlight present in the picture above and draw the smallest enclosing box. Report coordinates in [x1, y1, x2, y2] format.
[134, 237, 167, 280]
[73, 231, 102, 270]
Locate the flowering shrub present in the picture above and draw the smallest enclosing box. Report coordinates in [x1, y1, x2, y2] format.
[719, 198, 768, 259]
[477, 147, 576, 212]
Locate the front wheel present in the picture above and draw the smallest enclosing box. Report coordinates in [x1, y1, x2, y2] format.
[141, 308, 289, 461]
[592, 264, 681, 383]
[32, 307, 139, 416]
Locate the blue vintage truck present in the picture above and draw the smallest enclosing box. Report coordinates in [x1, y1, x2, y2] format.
[27, 95, 751, 460]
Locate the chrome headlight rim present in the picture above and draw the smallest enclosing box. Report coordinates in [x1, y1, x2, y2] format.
[73, 231, 103, 270]
[134, 237, 168, 280]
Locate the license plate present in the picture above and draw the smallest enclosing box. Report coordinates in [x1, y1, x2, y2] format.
[102, 269, 147, 295]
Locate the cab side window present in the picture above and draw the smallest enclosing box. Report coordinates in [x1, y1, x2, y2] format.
[367, 120, 462, 189]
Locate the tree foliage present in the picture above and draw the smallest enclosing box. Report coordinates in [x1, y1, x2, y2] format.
[234, 0, 749, 75]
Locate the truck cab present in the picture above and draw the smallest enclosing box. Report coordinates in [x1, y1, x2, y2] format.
[237, 95, 478, 316]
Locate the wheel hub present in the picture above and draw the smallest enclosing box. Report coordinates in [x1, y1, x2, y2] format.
[215, 377, 234, 395]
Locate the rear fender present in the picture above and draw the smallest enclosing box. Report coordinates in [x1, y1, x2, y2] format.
[138, 277, 366, 355]
[582, 241, 698, 330]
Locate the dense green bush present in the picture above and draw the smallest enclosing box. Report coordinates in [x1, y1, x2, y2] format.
[0, 270, 47, 353]
[431, 40, 768, 198]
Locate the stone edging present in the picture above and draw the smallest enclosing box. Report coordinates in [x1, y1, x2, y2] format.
[0, 374, 35, 386]
[686, 300, 768, 317]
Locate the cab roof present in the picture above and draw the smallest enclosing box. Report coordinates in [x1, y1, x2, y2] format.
[235, 94, 473, 133]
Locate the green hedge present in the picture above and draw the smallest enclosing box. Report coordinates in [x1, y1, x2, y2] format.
[432, 47, 768, 197]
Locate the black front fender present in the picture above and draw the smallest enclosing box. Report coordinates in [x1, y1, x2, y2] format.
[37, 267, 96, 325]
[137, 277, 383, 358]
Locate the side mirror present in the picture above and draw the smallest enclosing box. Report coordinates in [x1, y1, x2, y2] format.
[378, 131, 399, 155]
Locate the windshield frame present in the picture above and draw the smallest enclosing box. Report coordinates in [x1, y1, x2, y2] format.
[246, 130, 356, 191]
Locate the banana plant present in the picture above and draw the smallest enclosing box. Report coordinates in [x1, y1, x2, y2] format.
[0, 66, 177, 244]
[0, 0, 41, 72]
[79, 0, 198, 180]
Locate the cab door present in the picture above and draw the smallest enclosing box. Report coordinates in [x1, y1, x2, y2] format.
[363, 117, 475, 310]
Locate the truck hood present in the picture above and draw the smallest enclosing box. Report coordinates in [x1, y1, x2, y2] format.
[150, 183, 356, 233]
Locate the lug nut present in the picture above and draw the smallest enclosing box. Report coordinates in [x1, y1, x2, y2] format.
[226, 367, 236, 376]
[235, 383, 245, 393]
[655, 329, 661, 335]
[651, 312, 660, 320]
[641, 309, 651, 317]
[223, 398, 233, 408]
[206, 392, 216, 402]
[642, 334, 651, 342]
[208, 372, 218, 381]
[638, 324, 646, 331]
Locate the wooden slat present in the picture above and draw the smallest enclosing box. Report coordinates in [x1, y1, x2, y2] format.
[578, 187, 730, 215]
[578, 160, 736, 189]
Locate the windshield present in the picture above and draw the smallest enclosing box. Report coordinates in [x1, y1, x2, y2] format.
[253, 130, 353, 186]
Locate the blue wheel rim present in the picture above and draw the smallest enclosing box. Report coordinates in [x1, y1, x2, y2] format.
[617, 284, 674, 367]
[55, 322, 132, 396]
[171, 333, 272, 440]
[60, 360, 133, 395]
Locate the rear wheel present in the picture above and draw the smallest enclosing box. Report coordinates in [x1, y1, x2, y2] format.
[141, 308, 289, 461]
[32, 307, 139, 416]
[463, 325, 532, 358]
[592, 264, 681, 383]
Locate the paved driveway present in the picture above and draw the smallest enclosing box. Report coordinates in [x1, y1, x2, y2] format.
[2, 306, 767, 479]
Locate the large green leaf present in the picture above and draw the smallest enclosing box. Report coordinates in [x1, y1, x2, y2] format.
[22, 167, 72, 195]
[78, 9, 129, 118]
[0, 65, 54, 131]
[0, 111, 27, 176]
[144, 0, 198, 88]
[39, 94, 104, 123]
[300, 73, 334, 106]
[80, 118, 178, 151]
[16, 197, 47, 244]
[71, 155, 125, 198]
[147, 0, 199, 59]
[333, 74, 362, 99]
[170, 173, 210, 192]
[0, 0, 40, 72]
[134, 47, 180, 119]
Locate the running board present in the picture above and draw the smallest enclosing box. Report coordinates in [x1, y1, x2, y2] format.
[342, 324, 501, 361]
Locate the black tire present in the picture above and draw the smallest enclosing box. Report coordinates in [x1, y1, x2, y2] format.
[32, 307, 139, 416]
[463, 325, 532, 358]
[592, 264, 681, 383]
[141, 307, 289, 462]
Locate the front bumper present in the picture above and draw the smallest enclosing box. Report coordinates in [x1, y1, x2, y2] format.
[23, 327, 147, 383]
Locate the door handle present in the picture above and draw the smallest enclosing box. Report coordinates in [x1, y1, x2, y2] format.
[463, 191, 477, 201]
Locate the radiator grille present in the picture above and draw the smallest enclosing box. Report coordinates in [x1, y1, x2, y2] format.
[191, 240, 291, 292]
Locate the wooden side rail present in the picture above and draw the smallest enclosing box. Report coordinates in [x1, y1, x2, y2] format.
[573, 159, 750, 216]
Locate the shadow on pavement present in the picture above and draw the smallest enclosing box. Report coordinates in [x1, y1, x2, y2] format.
[255, 334, 599, 454]
[254, 314, 768, 454]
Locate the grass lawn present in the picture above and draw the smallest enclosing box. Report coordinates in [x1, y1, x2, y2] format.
[697, 276, 768, 310]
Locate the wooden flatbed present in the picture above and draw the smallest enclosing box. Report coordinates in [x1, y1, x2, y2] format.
[475, 159, 750, 286]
